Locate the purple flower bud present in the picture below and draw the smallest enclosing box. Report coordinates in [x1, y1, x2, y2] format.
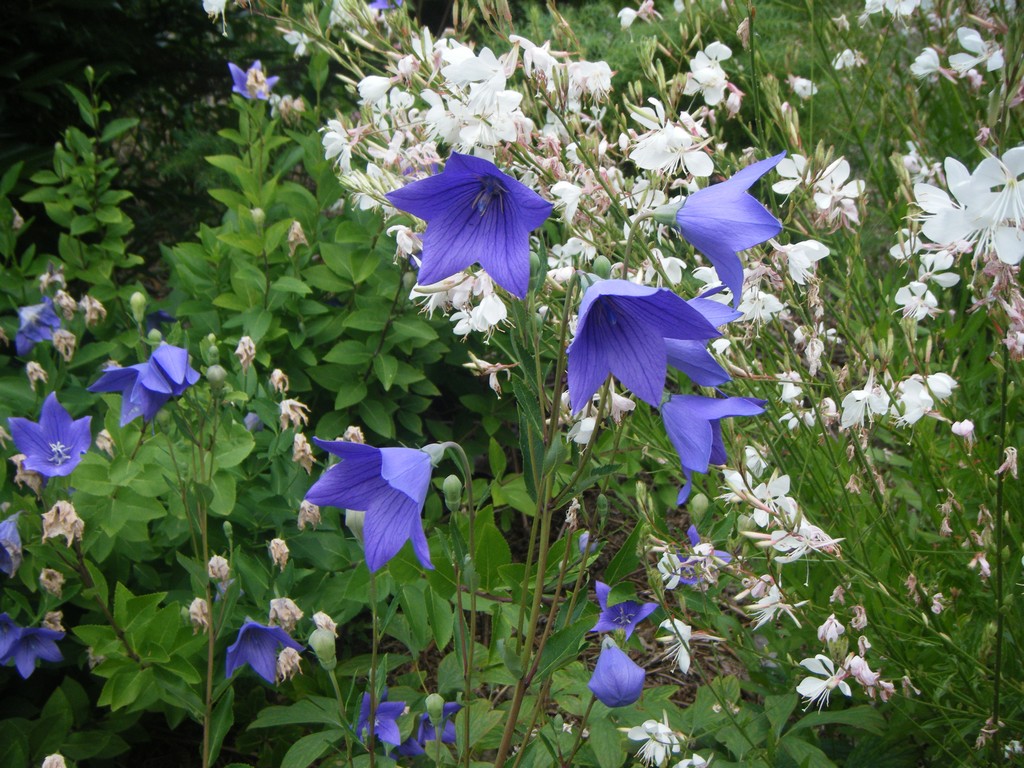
[588, 643, 645, 707]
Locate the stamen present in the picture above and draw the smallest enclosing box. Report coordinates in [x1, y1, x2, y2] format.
[49, 441, 72, 466]
[472, 176, 505, 216]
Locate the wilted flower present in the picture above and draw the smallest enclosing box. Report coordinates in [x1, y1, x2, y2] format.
[269, 369, 290, 394]
[293, 433, 314, 474]
[229, 60, 279, 100]
[39, 568, 64, 597]
[297, 500, 321, 530]
[10, 454, 44, 496]
[43, 611, 64, 632]
[225, 619, 304, 684]
[89, 344, 199, 426]
[386, 152, 553, 299]
[567, 279, 720, 412]
[41, 501, 84, 546]
[673, 152, 785, 304]
[588, 640, 646, 707]
[15, 297, 61, 356]
[287, 220, 308, 257]
[357, 689, 407, 748]
[25, 362, 48, 388]
[235, 336, 256, 373]
[312, 611, 337, 635]
[41, 754, 67, 768]
[53, 290, 77, 320]
[305, 440, 433, 572]
[189, 597, 210, 633]
[52, 330, 76, 362]
[9, 393, 91, 479]
[276, 646, 302, 682]
[208, 555, 231, 583]
[279, 399, 310, 430]
[80, 295, 106, 326]
[0, 513, 22, 577]
[268, 538, 290, 571]
[269, 597, 303, 632]
[590, 581, 657, 639]
[0, 613, 64, 679]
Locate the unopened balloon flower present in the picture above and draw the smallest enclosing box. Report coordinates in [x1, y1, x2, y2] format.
[89, 344, 199, 426]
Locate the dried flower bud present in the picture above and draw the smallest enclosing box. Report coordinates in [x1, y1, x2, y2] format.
[270, 369, 290, 394]
[342, 425, 365, 444]
[42, 501, 84, 546]
[269, 597, 303, 632]
[235, 336, 256, 373]
[208, 555, 231, 583]
[276, 646, 303, 682]
[38, 264, 65, 292]
[279, 399, 310, 431]
[52, 329, 76, 362]
[41, 754, 68, 768]
[850, 605, 868, 630]
[312, 611, 337, 635]
[188, 597, 210, 633]
[996, 446, 1018, 479]
[297, 500, 321, 531]
[26, 361, 49, 388]
[288, 220, 308, 258]
[566, 498, 581, 529]
[39, 568, 65, 597]
[80, 295, 107, 326]
[54, 290, 78, 320]
[95, 429, 115, 457]
[43, 611, 64, 632]
[10, 454, 44, 496]
[293, 433, 314, 474]
[268, 538, 290, 571]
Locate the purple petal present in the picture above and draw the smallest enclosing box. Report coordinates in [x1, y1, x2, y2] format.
[379, 448, 432, 507]
[594, 581, 611, 610]
[664, 339, 730, 386]
[588, 645, 645, 708]
[362, 492, 427, 572]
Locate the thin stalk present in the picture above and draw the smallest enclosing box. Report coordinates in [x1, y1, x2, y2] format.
[991, 343, 1010, 760]
[367, 570, 379, 768]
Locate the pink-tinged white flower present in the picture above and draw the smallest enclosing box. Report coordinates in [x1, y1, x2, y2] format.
[895, 281, 939, 321]
[567, 60, 613, 104]
[796, 654, 852, 709]
[509, 35, 558, 85]
[952, 419, 975, 446]
[747, 583, 806, 629]
[773, 239, 829, 284]
[817, 614, 845, 644]
[628, 99, 713, 177]
[683, 42, 732, 106]
[760, 522, 844, 563]
[626, 715, 682, 766]
[949, 28, 1004, 74]
[813, 158, 864, 225]
[832, 49, 864, 70]
[739, 287, 786, 323]
[840, 371, 891, 429]
[916, 250, 960, 288]
[844, 653, 881, 688]
[787, 75, 818, 100]
[772, 154, 811, 195]
[910, 47, 942, 79]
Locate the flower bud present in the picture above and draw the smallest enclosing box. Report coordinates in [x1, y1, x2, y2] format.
[345, 509, 365, 543]
[688, 492, 709, 516]
[443, 474, 462, 512]
[652, 202, 683, 226]
[251, 207, 266, 228]
[206, 364, 227, 390]
[309, 627, 337, 670]
[129, 291, 148, 323]
[592, 255, 612, 279]
[425, 693, 446, 727]
[146, 328, 163, 344]
[41, 754, 68, 768]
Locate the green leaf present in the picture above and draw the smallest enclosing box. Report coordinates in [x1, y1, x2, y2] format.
[764, 692, 799, 739]
[214, 421, 255, 469]
[780, 735, 837, 768]
[789, 705, 886, 736]
[272, 275, 313, 296]
[586, 717, 626, 768]
[372, 354, 399, 391]
[208, 688, 235, 766]
[280, 730, 345, 768]
[100, 117, 139, 142]
[359, 399, 394, 439]
[249, 697, 344, 729]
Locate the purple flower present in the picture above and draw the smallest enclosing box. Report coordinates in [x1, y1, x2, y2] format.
[8, 393, 91, 478]
[305, 441, 433, 572]
[661, 394, 765, 503]
[397, 702, 461, 756]
[675, 153, 785, 305]
[591, 581, 657, 639]
[15, 297, 61, 356]
[566, 279, 721, 413]
[0, 513, 22, 578]
[0, 614, 64, 679]
[88, 343, 199, 426]
[578, 530, 599, 556]
[662, 526, 733, 588]
[368, 0, 402, 8]
[225, 619, 304, 684]
[228, 60, 279, 100]
[385, 152, 553, 298]
[588, 643, 645, 707]
[664, 297, 741, 386]
[357, 690, 407, 749]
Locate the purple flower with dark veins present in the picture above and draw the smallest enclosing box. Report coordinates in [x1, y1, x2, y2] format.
[386, 152, 553, 298]
[15, 297, 61, 356]
[674, 153, 785, 305]
[0, 613, 64, 679]
[305, 441, 433, 572]
[661, 394, 765, 503]
[357, 689, 407, 749]
[588, 642, 645, 708]
[228, 60, 279, 100]
[566, 279, 721, 413]
[8, 393, 91, 479]
[88, 343, 199, 426]
[225, 619, 303, 684]
[591, 581, 658, 639]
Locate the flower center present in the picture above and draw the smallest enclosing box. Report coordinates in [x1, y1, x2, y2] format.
[472, 176, 505, 216]
[613, 605, 634, 625]
[48, 441, 72, 466]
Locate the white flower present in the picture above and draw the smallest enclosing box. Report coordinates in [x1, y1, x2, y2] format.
[813, 158, 864, 222]
[357, 75, 391, 107]
[629, 99, 713, 177]
[788, 76, 818, 100]
[739, 288, 786, 322]
[321, 120, 351, 171]
[567, 60, 613, 103]
[796, 654, 852, 709]
[895, 281, 939, 321]
[618, 7, 638, 27]
[283, 29, 311, 57]
[683, 43, 732, 106]
[626, 716, 682, 767]
[568, 416, 596, 445]
[772, 155, 811, 195]
[657, 618, 693, 674]
[832, 49, 863, 70]
[910, 47, 941, 79]
[747, 584, 805, 629]
[949, 28, 1004, 74]
[775, 239, 829, 284]
[551, 181, 583, 222]
[673, 755, 709, 768]
[817, 614, 845, 643]
[840, 371, 890, 429]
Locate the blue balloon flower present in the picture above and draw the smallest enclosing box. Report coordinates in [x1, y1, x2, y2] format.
[15, 297, 61, 356]
[357, 689, 407, 749]
[0, 513, 22, 578]
[566, 279, 721, 413]
[588, 643, 645, 708]
[305, 441, 433, 573]
[675, 152, 785, 305]
[386, 152, 553, 298]
[225, 619, 304, 684]
[0, 613, 64, 679]
[661, 394, 765, 503]
[228, 60, 279, 100]
[88, 343, 200, 426]
[396, 702, 461, 756]
[590, 581, 658, 639]
[8, 393, 91, 479]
